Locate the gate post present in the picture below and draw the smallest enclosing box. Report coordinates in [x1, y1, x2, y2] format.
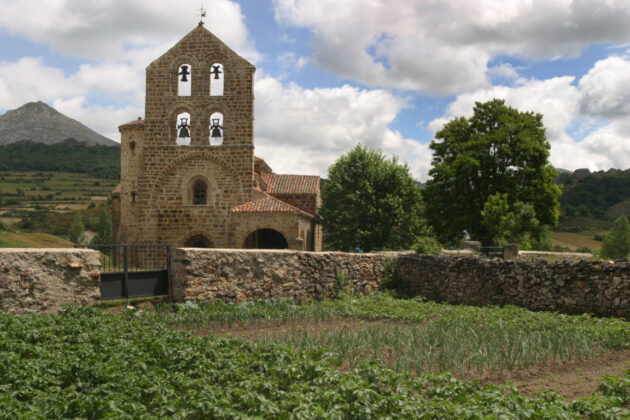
[166, 245, 173, 302]
[123, 245, 129, 300]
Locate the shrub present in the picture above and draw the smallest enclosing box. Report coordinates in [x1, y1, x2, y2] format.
[600, 216, 630, 259]
[412, 236, 441, 254]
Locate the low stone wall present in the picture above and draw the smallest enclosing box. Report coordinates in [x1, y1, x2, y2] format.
[519, 250, 593, 262]
[171, 248, 407, 303]
[396, 254, 630, 318]
[0, 249, 101, 314]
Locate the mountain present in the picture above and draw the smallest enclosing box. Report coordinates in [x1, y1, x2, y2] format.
[0, 101, 118, 147]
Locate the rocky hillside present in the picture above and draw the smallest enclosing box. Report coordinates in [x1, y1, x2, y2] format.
[0, 101, 117, 146]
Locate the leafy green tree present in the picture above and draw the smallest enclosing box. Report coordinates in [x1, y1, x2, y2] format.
[481, 193, 539, 245]
[319, 144, 427, 252]
[600, 216, 630, 260]
[68, 213, 85, 244]
[423, 99, 561, 245]
[90, 208, 112, 245]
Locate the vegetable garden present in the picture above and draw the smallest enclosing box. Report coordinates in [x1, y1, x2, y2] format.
[2, 293, 630, 418]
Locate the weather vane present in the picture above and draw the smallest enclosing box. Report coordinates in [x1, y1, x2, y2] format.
[198, 2, 207, 25]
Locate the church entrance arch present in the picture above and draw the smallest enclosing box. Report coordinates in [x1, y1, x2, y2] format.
[184, 234, 213, 248]
[243, 229, 288, 249]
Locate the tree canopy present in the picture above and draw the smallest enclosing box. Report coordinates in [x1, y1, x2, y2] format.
[423, 99, 561, 245]
[318, 144, 426, 252]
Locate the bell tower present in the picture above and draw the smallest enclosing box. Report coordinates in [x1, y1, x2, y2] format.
[144, 21, 255, 148]
[117, 22, 257, 246]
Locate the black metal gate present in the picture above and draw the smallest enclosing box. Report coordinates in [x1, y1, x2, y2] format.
[82, 244, 170, 300]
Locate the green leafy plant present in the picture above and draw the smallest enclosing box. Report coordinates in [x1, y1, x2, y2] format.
[332, 269, 350, 298]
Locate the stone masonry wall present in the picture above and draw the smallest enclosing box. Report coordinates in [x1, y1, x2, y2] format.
[171, 248, 406, 303]
[396, 254, 630, 318]
[0, 249, 101, 314]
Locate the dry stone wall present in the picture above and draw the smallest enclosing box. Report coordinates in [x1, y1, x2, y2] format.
[0, 249, 101, 314]
[396, 254, 630, 318]
[171, 248, 406, 303]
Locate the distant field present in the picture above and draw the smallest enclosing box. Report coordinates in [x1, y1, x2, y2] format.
[0, 232, 73, 248]
[0, 171, 117, 220]
[552, 231, 604, 250]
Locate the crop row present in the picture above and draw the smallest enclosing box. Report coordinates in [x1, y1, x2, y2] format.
[1, 306, 630, 418]
[144, 293, 630, 376]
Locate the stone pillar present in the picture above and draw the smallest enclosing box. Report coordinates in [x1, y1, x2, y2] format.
[503, 244, 519, 260]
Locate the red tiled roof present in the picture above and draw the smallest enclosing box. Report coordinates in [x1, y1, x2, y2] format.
[119, 118, 144, 130]
[111, 183, 121, 196]
[261, 174, 320, 195]
[231, 194, 314, 218]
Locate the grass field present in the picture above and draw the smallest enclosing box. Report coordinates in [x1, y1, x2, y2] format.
[552, 231, 604, 250]
[0, 171, 117, 215]
[0, 231, 73, 248]
[3, 294, 630, 418]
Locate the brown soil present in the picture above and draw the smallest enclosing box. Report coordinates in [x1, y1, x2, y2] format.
[478, 350, 630, 399]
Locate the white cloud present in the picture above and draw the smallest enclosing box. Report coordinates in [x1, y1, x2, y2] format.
[579, 55, 630, 119]
[53, 97, 141, 141]
[0, 0, 260, 63]
[0, 56, 143, 107]
[274, 0, 630, 95]
[254, 76, 431, 179]
[428, 55, 630, 173]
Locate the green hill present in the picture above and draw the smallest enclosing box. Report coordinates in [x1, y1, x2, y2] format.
[0, 142, 120, 180]
[555, 168, 630, 232]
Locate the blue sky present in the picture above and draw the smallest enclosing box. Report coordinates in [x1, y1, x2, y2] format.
[1, 0, 630, 180]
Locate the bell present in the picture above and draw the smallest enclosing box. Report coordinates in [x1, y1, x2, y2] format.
[178, 65, 190, 82]
[177, 117, 190, 138]
[179, 127, 190, 138]
[210, 118, 223, 137]
[211, 65, 222, 80]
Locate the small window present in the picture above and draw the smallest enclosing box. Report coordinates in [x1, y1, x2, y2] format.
[176, 112, 191, 145]
[209, 112, 224, 145]
[210, 63, 224, 96]
[193, 180, 207, 205]
[131, 192, 136, 203]
[178, 64, 192, 96]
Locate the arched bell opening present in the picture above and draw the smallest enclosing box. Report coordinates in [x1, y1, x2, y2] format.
[184, 234, 213, 248]
[209, 112, 224, 146]
[177, 64, 192, 96]
[243, 229, 289, 249]
[176, 112, 191, 146]
[210, 63, 224, 96]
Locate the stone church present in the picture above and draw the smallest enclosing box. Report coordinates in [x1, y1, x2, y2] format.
[112, 23, 322, 251]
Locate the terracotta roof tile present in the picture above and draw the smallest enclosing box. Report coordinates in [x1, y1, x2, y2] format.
[261, 174, 320, 195]
[112, 183, 121, 195]
[119, 118, 145, 130]
[231, 194, 314, 218]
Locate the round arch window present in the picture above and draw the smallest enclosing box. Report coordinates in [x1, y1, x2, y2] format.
[193, 180, 207, 205]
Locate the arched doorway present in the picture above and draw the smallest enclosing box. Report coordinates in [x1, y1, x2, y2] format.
[243, 229, 288, 249]
[184, 235, 212, 248]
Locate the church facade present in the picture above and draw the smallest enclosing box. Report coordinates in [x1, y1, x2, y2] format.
[112, 23, 322, 251]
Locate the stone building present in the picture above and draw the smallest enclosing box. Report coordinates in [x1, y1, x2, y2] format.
[112, 23, 322, 251]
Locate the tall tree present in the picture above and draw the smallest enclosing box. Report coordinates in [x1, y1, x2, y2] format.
[319, 144, 427, 252]
[68, 213, 86, 244]
[90, 208, 112, 245]
[423, 99, 561, 245]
